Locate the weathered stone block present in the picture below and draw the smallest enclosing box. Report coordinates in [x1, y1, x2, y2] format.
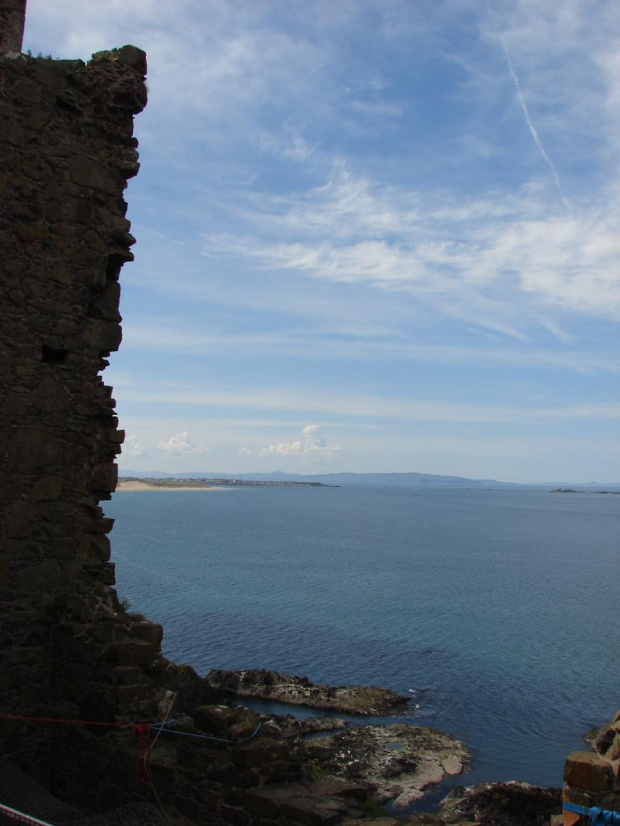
[113, 45, 148, 75]
[80, 318, 122, 351]
[131, 621, 163, 648]
[242, 790, 279, 819]
[564, 751, 614, 791]
[77, 534, 111, 562]
[174, 797, 201, 820]
[116, 683, 148, 706]
[91, 463, 118, 493]
[14, 559, 60, 591]
[197, 786, 224, 808]
[107, 639, 157, 667]
[5, 427, 60, 472]
[11, 78, 42, 104]
[193, 705, 241, 737]
[102, 563, 116, 585]
[34, 378, 72, 413]
[32, 476, 63, 501]
[16, 222, 49, 241]
[70, 157, 118, 194]
[232, 739, 290, 769]
[0, 666, 30, 692]
[311, 777, 367, 803]
[220, 804, 249, 826]
[259, 761, 287, 784]
[5, 502, 35, 538]
[596, 725, 618, 758]
[0, 558, 10, 585]
[93, 621, 119, 644]
[229, 720, 260, 741]
[46, 539, 76, 559]
[2, 391, 30, 416]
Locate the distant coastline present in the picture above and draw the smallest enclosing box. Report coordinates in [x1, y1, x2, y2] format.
[116, 477, 330, 491]
[116, 479, 228, 492]
[118, 469, 620, 489]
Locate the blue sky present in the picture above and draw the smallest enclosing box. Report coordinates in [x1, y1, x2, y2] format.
[25, 1, 620, 482]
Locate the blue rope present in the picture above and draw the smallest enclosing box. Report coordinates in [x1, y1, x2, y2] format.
[150, 719, 262, 746]
[564, 802, 620, 825]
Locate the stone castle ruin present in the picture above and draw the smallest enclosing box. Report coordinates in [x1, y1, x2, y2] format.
[1, 8, 620, 825]
[0, 28, 171, 808]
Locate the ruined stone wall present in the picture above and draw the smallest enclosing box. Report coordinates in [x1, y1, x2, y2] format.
[0, 44, 170, 790]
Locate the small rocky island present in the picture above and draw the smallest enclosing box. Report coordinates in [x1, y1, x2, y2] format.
[206, 669, 411, 715]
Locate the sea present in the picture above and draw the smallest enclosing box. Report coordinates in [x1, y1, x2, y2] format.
[105, 485, 620, 800]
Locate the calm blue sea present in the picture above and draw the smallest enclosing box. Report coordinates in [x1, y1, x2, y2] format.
[105, 486, 620, 791]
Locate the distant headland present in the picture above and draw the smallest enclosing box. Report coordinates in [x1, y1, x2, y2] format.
[116, 476, 330, 491]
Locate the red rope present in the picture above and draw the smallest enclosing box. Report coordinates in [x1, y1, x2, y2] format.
[134, 723, 151, 783]
[0, 714, 151, 783]
[0, 714, 133, 729]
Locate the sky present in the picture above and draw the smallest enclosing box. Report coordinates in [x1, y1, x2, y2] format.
[24, 0, 620, 483]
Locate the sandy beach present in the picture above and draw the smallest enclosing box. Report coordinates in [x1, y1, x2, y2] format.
[115, 480, 229, 492]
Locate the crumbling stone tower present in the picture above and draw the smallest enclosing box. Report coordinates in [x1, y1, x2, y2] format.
[0, 0, 27, 55]
[0, 41, 172, 805]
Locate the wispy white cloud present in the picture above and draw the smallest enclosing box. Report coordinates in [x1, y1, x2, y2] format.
[204, 165, 620, 333]
[121, 321, 620, 375]
[239, 440, 302, 458]
[238, 424, 342, 461]
[123, 434, 146, 457]
[258, 133, 320, 163]
[121, 384, 620, 425]
[157, 430, 209, 455]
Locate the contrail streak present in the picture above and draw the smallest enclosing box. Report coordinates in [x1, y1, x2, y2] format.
[486, 0, 570, 211]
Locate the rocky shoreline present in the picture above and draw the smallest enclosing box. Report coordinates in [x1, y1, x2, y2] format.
[305, 723, 469, 809]
[200, 668, 564, 824]
[206, 668, 411, 715]
[204, 670, 468, 812]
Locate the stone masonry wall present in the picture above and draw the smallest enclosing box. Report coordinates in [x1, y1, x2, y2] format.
[562, 710, 620, 825]
[0, 44, 170, 793]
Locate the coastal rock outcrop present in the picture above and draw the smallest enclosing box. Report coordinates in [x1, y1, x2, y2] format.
[206, 669, 410, 715]
[439, 781, 562, 825]
[305, 723, 468, 808]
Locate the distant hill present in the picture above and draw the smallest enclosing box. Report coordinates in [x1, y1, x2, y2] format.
[119, 470, 518, 488]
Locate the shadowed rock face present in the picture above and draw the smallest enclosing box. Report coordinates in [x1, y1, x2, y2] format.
[440, 781, 562, 826]
[0, 46, 173, 807]
[206, 669, 411, 715]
